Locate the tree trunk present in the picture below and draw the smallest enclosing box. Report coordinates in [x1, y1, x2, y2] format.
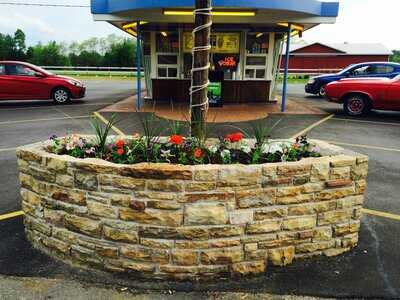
[190, 0, 212, 138]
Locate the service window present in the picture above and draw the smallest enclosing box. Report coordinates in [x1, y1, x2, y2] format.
[156, 33, 179, 78]
[245, 33, 269, 80]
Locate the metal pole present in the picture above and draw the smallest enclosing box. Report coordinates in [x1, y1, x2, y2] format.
[281, 24, 292, 113]
[136, 21, 142, 111]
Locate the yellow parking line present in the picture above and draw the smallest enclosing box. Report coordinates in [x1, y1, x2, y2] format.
[332, 118, 400, 127]
[0, 147, 16, 153]
[291, 114, 334, 139]
[93, 112, 126, 136]
[363, 208, 400, 221]
[0, 115, 89, 126]
[325, 140, 400, 153]
[0, 210, 24, 221]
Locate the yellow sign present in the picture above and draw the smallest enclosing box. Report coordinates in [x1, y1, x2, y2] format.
[183, 32, 240, 54]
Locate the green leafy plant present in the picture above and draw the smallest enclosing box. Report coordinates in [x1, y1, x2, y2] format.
[90, 113, 118, 158]
[137, 113, 165, 161]
[249, 119, 282, 147]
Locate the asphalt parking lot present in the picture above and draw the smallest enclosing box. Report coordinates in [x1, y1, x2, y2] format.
[0, 80, 399, 299]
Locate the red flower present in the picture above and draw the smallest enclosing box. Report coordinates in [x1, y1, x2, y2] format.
[225, 132, 244, 143]
[194, 148, 202, 159]
[117, 147, 124, 156]
[170, 134, 184, 145]
[116, 139, 125, 148]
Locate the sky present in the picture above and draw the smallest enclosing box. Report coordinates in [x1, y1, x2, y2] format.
[0, 0, 399, 50]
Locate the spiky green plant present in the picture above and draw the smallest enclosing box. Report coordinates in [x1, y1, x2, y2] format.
[90, 113, 118, 158]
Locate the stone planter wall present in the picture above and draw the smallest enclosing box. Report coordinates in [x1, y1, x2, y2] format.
[16, 139, 368, 280]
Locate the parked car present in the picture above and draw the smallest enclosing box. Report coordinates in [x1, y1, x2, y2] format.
[305, 62, 400, 97]
[325, 75, 400, 116]
[0, 61, 85, 104]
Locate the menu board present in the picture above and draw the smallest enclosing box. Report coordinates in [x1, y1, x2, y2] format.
[183, 32, 240, 54]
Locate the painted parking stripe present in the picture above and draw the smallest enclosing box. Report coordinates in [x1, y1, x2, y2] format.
[0, 147, 16, 153]
[332, 118, 400, 127]
[0, 115, 89, 126]
[291, 114, 334, 139]
[325, 140, 400, 153]
[0, 210, 24, 221]
[93, 111, 126, 136]
[363, 208, 400, 221]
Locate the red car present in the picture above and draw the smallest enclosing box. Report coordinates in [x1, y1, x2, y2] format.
[0, 61, 86, 104]
[325, 75, 400, 116]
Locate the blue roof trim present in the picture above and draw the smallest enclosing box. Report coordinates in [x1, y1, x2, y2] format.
[91, 0, 339, 18]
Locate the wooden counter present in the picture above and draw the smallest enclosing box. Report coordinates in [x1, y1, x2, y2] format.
[152, 79, 270, 103]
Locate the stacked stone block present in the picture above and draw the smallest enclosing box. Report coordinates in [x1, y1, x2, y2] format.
[16, 139, 368, 280]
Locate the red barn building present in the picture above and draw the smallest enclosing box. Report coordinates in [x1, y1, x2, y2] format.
[281, 42, 392, 73]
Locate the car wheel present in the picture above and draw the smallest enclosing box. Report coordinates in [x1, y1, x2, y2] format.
[318, 85, 326, 97]
[52, 87, 70, 104]
[344, 95, 371, 116]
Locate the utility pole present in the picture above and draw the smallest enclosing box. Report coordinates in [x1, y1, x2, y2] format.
[190, 0, 212, 138]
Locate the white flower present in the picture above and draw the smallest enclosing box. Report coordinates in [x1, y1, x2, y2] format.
[208, 145, 219, 154]
[261, 142, 284, 154]
[221, 149, 230, 159]
[241, 144, 252, 154]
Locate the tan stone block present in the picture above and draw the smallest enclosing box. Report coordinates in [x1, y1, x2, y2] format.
[244, 243, 258, 252]
[231, 261, 265, 275]
[120, 207, 183, 226]
[302, 182, 325, 193]
[26, 217, 52, 236]
[71, 245, 101, 266]
[208, 237, 241, 248]
[315, 186, 355, 201]
[20, 189, 41, 206]
[55, 174, 74, 188]
[121, 245, 169, 264]
[119, 163, 193, 180]
[336, 195, 364, 209]
[99, 175, 145, 190]
[17, 149, 43, 164]
[236, 188, 276, 208]
[87, 201, 118, 218]
[159, 264, 228, 274]
[183, 192, 234, 203]
[293, 174, 310, 185]
[141, 238, 174, 249]
[185, 182, 216, 192]
[245, 249, 269, 260]
[74, 171, 98, 191]
[254, 207, 288, 220]
[147, 201, 181, 210]
[208, 225, 243, 238]
[172, 249, 199, 266]
[103, 225, 138, 243]
[330, 155, 356, 167]
[295, 240, 335, 253]
[341, 233, 358, 248]
[194, 167, 218, 181]
[351, 162, 369, 180]
[277, 193, 314, 205]
[355, 179, 367, 194]
[318, 209, 352, 226]
[200, 247, 244, 264]
[229, 210, 253, 224]
[263, 176, 292, 187]
[19, 173, 33, 189]
[64, 215, 102, 237]
[29, 166, 55, 183]
[52, 227, 78, 244]
[218, 166, 261, 187]
[134, 191, 176, 201]
[46, 157, 67, 172]
[43, 208, 65, 226]
[147, 180, 183, 192]
[333, 220, 360, 236]
[326, 179, 353, 188]
[356, 155, 369, 164]
[241, 233, 277, 244]
[185, 203, 227, 225]
[323, 247, 350, 257]
[246, 220, 281, 234]
[276, 186, 302, 197]
[121, 260, 155, 273]
[138, 226, 179, 239]
[109, 193, 133, 207]
[313, 226, 333, 241]
[262, 165, 277, 177]
[41, 237, 70, 254]
[50, 187, 86, 206]
[330, 167, 351, 180]
[353, 206, 363, 220]
[95, 244, 118, 258]
[277, 163, 311, 176]
[310, 160, 330, 182]
[176, 227, 209, 240]
[268, 246, 295, 266]
[175, 240, 209, 249]
[283, 216, 316, 231]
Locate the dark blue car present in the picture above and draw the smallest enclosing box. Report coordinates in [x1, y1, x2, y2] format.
[305, 62, 400, 96]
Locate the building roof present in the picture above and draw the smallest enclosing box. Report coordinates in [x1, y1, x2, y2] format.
[283, 42, 393, 55]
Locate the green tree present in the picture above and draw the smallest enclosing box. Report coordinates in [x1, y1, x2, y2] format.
[13, 29, 26, 60]
[390, 50, 400, 63]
